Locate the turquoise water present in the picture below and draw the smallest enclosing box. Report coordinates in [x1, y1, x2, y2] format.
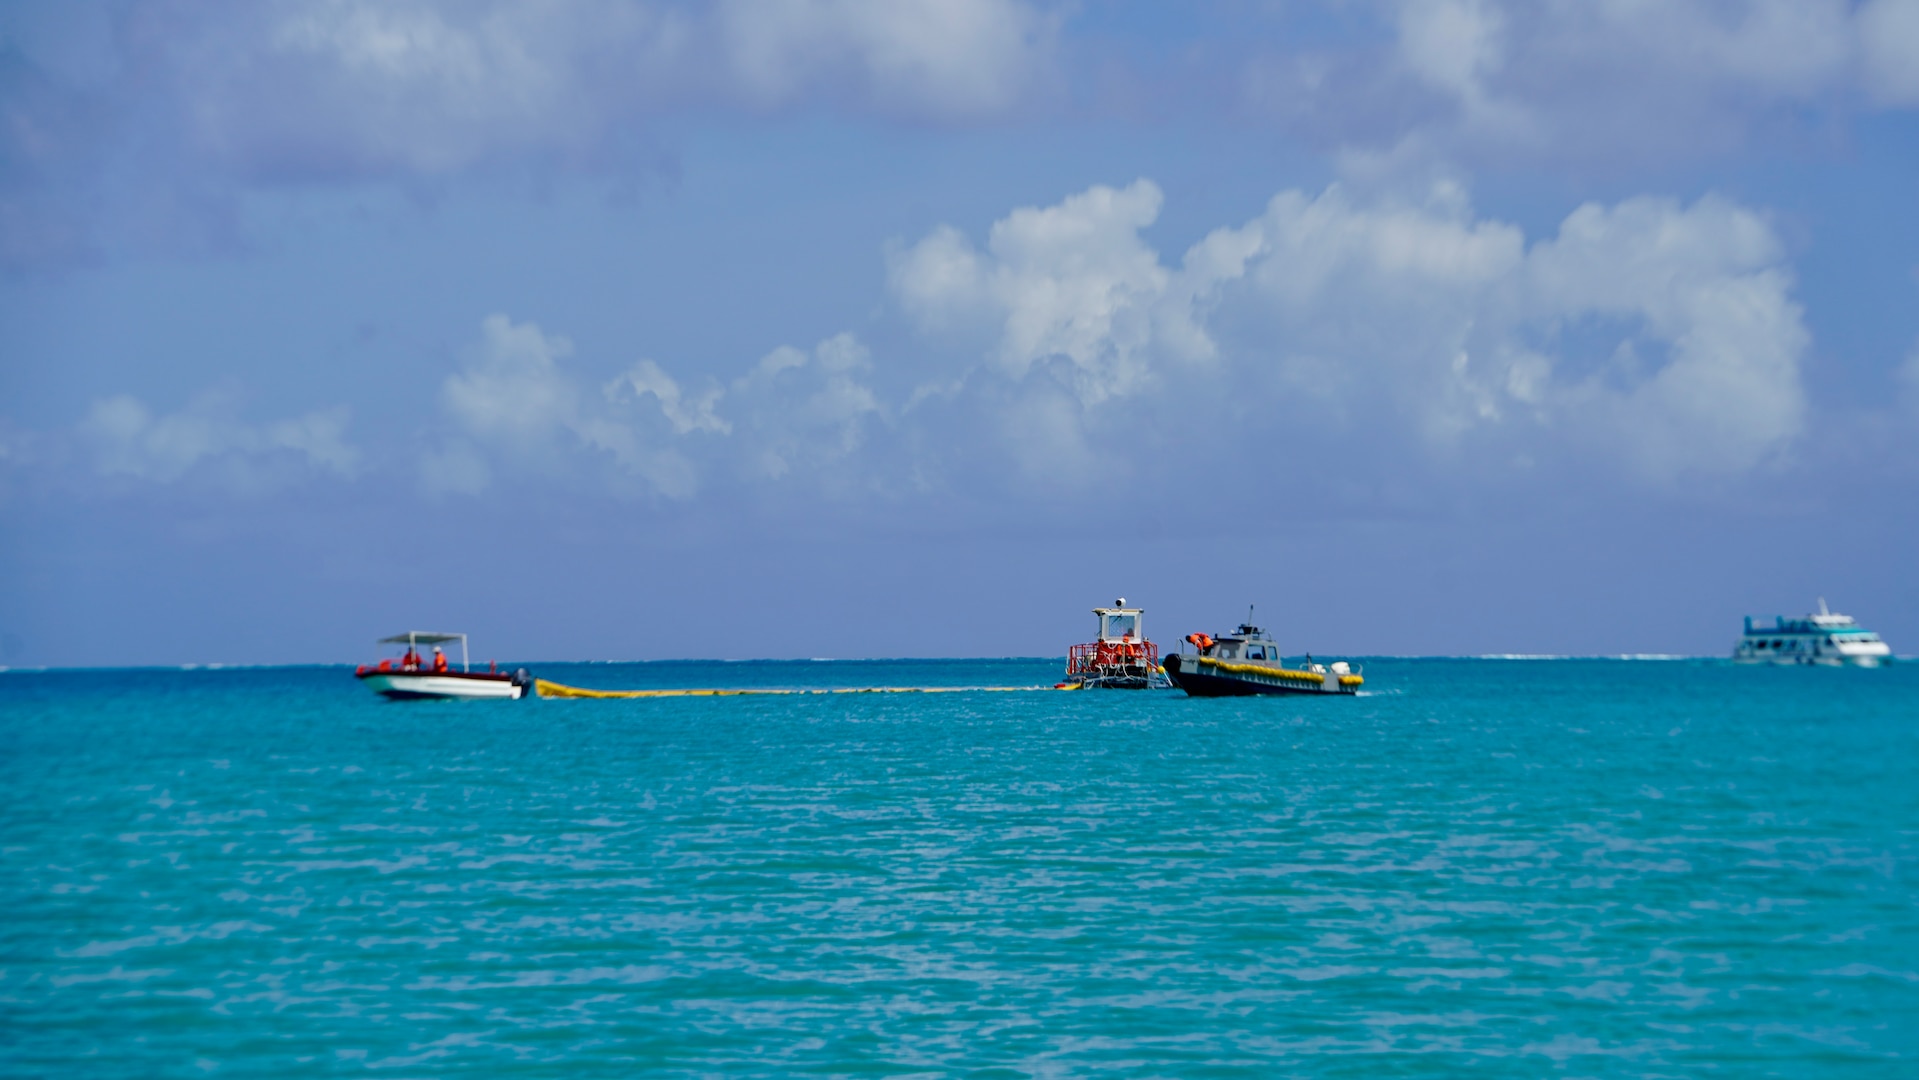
[3, 659, 1916, 1076]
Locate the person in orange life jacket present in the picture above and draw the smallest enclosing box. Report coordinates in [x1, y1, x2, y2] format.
[431, 647, 449, 673]
[402, 647, 420, 671]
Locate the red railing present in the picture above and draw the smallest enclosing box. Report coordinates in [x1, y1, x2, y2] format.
[1066, 639, 1160, 677]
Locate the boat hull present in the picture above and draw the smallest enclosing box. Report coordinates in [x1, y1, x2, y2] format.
[356, 671, 524, 700]
[1075, 676, 1153, 689]
[1060, 671, 1157, 690]
[1733, 653, 1887, 668]
[1162, 654, 1359, 697]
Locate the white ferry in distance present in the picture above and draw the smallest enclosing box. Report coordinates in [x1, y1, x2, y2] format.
[1733, 600, 1892, 667]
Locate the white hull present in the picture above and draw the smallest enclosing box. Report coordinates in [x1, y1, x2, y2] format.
[358, 672, 524, 699]
[1733, 653, 1886, 668]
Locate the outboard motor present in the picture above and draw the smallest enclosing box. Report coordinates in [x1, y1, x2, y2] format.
[511, 668, 535, 699]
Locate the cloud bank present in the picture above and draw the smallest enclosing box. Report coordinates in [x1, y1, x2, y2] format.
[433, 315, 886, 499]
[1247, 0, 1919, 168]
[6, 0, 1916, 273]
[0, 0, 1061, 268]
[198, 0, 1056, 179]
[891, 180, 1807, 483]
[77, 391, 359, 489]
[20, 174, 1828, 505]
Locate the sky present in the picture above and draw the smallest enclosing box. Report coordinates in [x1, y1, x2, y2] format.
[2, 0, 1917, 667]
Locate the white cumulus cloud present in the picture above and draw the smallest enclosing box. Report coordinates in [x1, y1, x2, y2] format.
[439, 314, 709, 497]
[438, 315, 887, 496]
[156, 0, 1057, 181]
[718, 0, 1054, 119]
[726, 333, 885, 481]
[1248, 0, 1910, 169]
[892, 180, 1809, 481]
[891, 180, 1221, 406]
[1860, 0, 1919, 106]
[442, 314, 582, 445]
[606, 360, 730, 437]
[77, 391, 359, 485]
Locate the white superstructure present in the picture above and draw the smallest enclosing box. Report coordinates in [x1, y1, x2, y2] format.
[1733, 600, 1892, 667]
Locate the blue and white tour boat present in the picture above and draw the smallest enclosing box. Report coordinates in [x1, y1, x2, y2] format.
[1733, 600, 1892, 667]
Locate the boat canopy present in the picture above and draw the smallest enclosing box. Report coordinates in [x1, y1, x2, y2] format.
[377, 631, 470, 671]
[379, 631, 465, 646]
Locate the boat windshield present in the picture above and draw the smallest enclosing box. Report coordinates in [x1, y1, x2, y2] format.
[1101, 612, 1139, 640]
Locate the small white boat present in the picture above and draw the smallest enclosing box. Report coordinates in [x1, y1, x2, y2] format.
[1733, 600, 1892, 667]
[355, 632, 532, 699]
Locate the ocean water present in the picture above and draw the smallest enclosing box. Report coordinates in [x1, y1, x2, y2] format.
[2, 658, 1915, 1077]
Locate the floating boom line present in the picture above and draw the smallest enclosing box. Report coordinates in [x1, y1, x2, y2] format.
[532, 679, 1067, 699]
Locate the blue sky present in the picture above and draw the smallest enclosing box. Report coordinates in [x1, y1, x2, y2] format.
[3, 0, 1917, 666]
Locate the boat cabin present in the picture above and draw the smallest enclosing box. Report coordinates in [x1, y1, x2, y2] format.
[1094, 602, 1144, 644]
[1191, 623, 1279, 662]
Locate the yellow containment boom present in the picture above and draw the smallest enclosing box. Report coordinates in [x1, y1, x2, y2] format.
[533, 679, 1057, 699]
[1193, 657, 1365, 689]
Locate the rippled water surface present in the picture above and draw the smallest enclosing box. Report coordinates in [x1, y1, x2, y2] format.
[3, 659, 1916, 1076]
